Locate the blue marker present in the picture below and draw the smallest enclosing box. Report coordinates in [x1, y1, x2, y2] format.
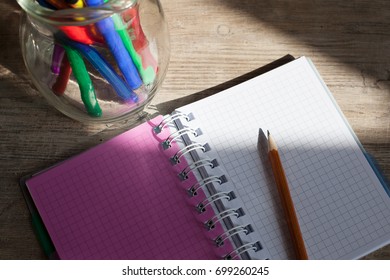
[55, 33, 138, 103]
[84, 0, 142, 90]
[36, 0, 56, 9]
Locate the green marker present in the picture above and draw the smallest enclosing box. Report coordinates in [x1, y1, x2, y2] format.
[110, 10, 156, 85]
[63, 45, 102, 117]
[31, 212, 56, 258]
[20, 177, 57, 259]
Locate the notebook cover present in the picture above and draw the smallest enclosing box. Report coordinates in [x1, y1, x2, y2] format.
[24, 116, 233, 259]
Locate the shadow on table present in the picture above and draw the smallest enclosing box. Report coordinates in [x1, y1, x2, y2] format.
[217, 0, 390, 91]
[0, 1, 26, 77]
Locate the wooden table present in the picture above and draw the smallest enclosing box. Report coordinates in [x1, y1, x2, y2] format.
[1, 0, 389, 259]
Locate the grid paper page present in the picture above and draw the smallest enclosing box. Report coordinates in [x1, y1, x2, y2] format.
[26, 116, 234, 259]
[176, 57, 390, 259]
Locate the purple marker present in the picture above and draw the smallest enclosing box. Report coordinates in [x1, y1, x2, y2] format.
[51, 44, 65, 75]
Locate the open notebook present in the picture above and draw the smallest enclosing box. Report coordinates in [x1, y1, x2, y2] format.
[22, 56, 390, 260]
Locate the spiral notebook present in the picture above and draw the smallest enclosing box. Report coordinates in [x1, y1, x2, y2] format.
[23, 56, 390, 260]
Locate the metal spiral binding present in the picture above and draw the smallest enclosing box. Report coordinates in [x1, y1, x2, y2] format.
[196, 191, 236, 213]
[224, 241, 262, 260]
[165, 111, 261, 259]
[162, 127, 202, 150]
[153, 112, 194, 134]
[187, 175, 228, 197]
[214, 224, 254, 247]
[204, 208, 245, 231]
[178, 158, 219, 181]
[170, 142, 211, 165]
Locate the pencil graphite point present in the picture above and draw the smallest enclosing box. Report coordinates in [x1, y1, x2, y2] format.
[267, 130, 278, 152]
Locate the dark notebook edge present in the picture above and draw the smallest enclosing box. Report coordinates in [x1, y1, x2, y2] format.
[156, 54, 296, 115]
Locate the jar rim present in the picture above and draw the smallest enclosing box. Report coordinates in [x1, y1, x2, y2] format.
[16, 0, 138, 26]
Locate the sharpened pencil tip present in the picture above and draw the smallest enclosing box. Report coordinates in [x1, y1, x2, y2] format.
[267, 130, 270, 137]
[267, 130, 278, 151]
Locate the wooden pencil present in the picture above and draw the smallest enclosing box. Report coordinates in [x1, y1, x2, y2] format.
[266, 130, 308, 260]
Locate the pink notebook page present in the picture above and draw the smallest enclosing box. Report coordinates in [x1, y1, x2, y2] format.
[26, 115, 234, 259]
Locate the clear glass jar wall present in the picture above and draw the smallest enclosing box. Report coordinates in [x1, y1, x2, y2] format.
[17, 0, 170, 123]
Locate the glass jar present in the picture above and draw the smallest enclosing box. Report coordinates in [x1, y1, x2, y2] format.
[16, 0, 170, 124]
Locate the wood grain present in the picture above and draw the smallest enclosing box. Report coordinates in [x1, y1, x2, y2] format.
[0, 0, 389, 259]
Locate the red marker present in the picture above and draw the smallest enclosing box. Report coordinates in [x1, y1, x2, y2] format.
[122, 6, 158, 73]
[59, 26, 94, 45]
[52, 54, 72, 96]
